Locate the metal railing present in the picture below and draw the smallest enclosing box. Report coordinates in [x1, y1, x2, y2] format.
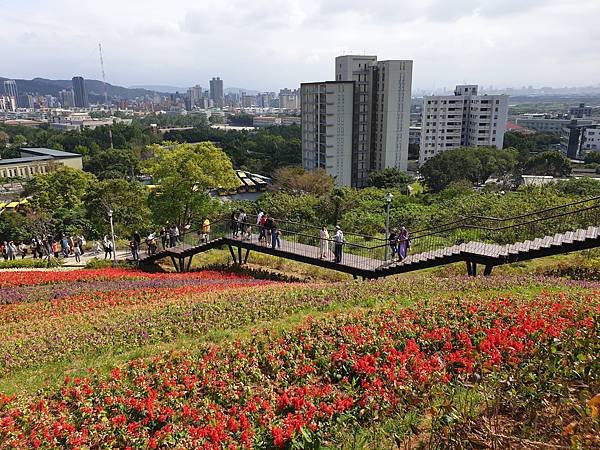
[154, 195, 600, 271]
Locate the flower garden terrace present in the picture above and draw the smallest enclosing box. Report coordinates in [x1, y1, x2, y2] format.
[0, 270, 597, 449]
[139, 195, 600, 278]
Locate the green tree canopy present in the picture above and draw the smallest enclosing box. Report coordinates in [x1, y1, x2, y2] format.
[26, 167, 97, 210]
[366, 168, 412, 192]
[144, 142, 239, 228]
[523, 151, 572, 177]
[420, 147, 519, 192]
[271, 167, 334, 196]
[24, 167, 98, 235]
[84, 179, 152, 239]
[584, 151, 600, 165]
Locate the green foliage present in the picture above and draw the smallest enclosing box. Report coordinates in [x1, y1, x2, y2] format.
[0, 258, 62, 269]
[537, 257, 600, 281]
[366, 168, 411, 191]
[271, 167, 334, 196]
[524, 151, 572, 177]
[83, 148, 140, 180]
[84, 258, 134, 269]
[0, 130, 8, 148]
[84, 179, 152, 238]
[228, 113, 254, 126]
[255, 192, 321, 224]
[420, 147, 519, 192]
[554, 177, 600, 197]
[503, 131, 561, 155]
[584, 151, 600, 164]
[0, 211, 29, 242]
[164, 125, 301, 176]
[144, 142, 239, 228]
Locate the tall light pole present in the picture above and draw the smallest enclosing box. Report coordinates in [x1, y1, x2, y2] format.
[384, 192, 393, 261]
[108, 209, 117, 265]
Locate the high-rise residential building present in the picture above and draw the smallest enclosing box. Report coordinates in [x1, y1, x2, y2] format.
[60, 89, 75, 108]
[187, 85, 203, 109]
[301, 82, 354, 186]
[3, 80, 18, 100]
[209, 77, 224, 108]
[419, 85, 509, 166]
[17, 93, 34, 109]
[279, 88, 300, 110]
[301, 55, 413, 187]
[72, 76, 89, 108]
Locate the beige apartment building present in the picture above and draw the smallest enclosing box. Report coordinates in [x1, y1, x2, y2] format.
[0, 148, 83, 179]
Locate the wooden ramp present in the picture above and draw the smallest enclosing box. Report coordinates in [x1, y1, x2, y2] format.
[139, 225, 600, 278]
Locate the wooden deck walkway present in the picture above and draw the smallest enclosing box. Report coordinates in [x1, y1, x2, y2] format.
[139, 226, 600, 278]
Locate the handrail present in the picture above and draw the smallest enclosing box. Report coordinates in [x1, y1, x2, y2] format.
[411, 195, 600, 236]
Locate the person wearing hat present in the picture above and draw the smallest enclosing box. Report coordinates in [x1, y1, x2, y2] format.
[333, 225, 344, 263]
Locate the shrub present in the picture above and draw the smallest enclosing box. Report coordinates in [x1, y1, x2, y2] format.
[0, 258, 62, 269]
[538, 259, 600, 281]
[84, 258, 134, 270]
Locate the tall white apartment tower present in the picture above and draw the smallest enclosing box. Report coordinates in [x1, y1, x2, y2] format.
[419, 85, 509, 165]
[301, 55, 413, 187]
[301, 82, 354, 186]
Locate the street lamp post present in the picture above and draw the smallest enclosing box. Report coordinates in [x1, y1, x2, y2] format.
[384, 192, 393, 261]
[108, 209, 117, 266]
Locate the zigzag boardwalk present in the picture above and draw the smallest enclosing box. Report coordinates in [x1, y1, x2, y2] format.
[139, 196, 600, 278]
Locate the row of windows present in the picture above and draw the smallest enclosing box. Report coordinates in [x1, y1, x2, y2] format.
[0, 164, 49, 178]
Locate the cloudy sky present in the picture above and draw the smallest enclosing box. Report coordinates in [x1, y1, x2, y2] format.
[1, 0, 599, 91]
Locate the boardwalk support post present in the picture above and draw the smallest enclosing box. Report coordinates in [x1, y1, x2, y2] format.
[170, 256, 180, 273]
[228, 244, 237, 265]
[243, 248, 250, 264]
[466, 261, 477, 277]
[483, 265, 493, 276]
[186, 255, 194, 272]
[237, 246, 242, 266]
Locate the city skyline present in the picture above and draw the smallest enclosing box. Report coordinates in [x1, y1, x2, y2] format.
[1, 0, 599, 92]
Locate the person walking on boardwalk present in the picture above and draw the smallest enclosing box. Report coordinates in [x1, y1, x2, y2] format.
[333, 226, 344, 263]
[171, 225, 180, 247]
[202, 218, 211, 242]
[258, 214, 268, 245]
[388, 228, 398, 260]
[231, 211, 239, 238]
[160, 227, 167, 250]
[271, 219, 281, 249]
[264, 215, 274, 247]
[319, 226, 330, 259]
[398, 226, 410, 261]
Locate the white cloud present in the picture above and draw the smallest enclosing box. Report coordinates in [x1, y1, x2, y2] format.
[0, 0, 598, 91]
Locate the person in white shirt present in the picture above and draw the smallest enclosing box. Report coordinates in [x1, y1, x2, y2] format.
[333, 226, 344, 263]
[319, 226, 329, 259]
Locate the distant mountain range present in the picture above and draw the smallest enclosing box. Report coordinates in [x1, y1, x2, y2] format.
[130, 85, 187, 94]
[0, 77, 265, 101]
[0, 77, 169, 101]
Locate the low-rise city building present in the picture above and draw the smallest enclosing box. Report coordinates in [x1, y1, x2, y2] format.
[0, 148, 83, 180]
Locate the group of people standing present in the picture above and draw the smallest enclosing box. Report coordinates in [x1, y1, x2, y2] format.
[1, 234, 88, 262]
[159, 224, 181, 250]
[230, 210, 282, 249]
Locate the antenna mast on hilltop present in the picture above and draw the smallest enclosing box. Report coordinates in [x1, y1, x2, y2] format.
[98, 43, 108, 106]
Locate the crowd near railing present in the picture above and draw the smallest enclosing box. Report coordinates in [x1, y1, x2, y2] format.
[166, 195, 600, 271]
